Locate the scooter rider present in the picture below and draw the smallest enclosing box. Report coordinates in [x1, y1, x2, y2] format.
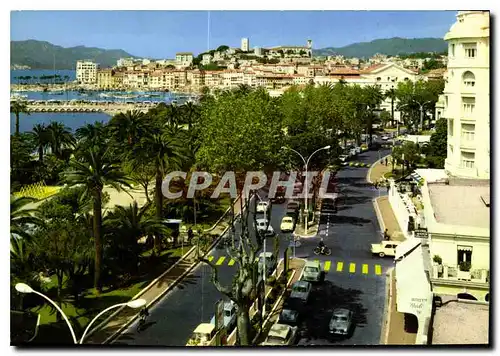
[318, 237, 326, 254]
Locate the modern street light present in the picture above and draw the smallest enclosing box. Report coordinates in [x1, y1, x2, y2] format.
[282, 145, 331, 235]
[415, 100, 432, 132]
[15, 283, 146, 344]
[254, 192, 269, 319]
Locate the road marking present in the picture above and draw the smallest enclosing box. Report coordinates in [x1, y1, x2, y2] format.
[375, 265, 382, 275]
[349, 263, 356, 273]
[336, 262, 343, 272]
[228, 258, 236, 266]
[216, 256, 226, 266]
[362, 264, 369, 274]
[208, 255, 214, 262]
[324, 261, 331, 272]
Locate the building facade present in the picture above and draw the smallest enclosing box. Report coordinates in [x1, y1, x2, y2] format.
[443, 11, 490, 179]
[76, 60, 98, 84]
[241, 38, 249, 52]
[176, 52, 194, 67]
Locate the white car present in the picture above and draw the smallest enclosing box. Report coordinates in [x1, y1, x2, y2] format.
[256, 218, 275, 236]
[256, 201, 270, 213]
[261, 323, 298, 346]
[354, 146, 362, 154]
[371, 240, 401, 257]
[339, 155, 349, 163]
[381, 135, 390, 141]
[280, 216, 295, 232]
[210, 301, 237, 331]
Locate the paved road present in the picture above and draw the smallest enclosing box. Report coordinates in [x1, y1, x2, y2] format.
[294, 148, 393, 346]
[115, 147, 392, 346]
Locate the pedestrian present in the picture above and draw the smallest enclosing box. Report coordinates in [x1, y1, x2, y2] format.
[387, 184, 390, 194]
[384, 158, 388, 166]
[374, 181, 378, 190]
[187, 227, 194, 244]
[383, 229, 390, 240]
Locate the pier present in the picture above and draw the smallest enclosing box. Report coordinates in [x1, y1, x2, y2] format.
[24, 101, 158, 115]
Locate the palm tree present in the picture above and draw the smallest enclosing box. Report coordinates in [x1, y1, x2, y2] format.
[46, 121, 76, 160]
[362, 85, 384, 145]
[385, 88, 397, 127]
[234, 84, 252, 97]
[29, 124, 49, 163]
[182, 101, 199, 131]
[10, 196, 44, 241]
[132, 127, 186, 251]
[109, 110, 146, 146]
[11, 100, 30, 136]
[63, 146, 131, 294]
[105, 201, 170, 269]
[75, 121, 107, 149]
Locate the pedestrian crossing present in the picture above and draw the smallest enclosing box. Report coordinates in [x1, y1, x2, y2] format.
[205, 254, 384, 276]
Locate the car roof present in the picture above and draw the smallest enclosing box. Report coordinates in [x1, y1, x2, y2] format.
[282, 216, 293, 220]
[256, 218, 269, 223]
[258, 201, 269, 205]
[383, 240, 401, 245]
[259, 252, 273, 258]
[223, 301, 236, 311]
[194, 323, 215, 334]
[293, 280, 310, 288]
[305, 260, 320, 267]
[268, 323, 291, 338]
[332, 308, 351, 316]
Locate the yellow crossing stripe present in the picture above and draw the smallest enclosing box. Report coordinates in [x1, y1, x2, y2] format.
[216, 256, 226, 266]
[207, 255, 214, 262]
[336, 262, 344, 272]
[375, 265, 382, 275]
[324, 261, 331, 272]
[362, 264, 369, 274]
[228, 259, 236, 266]
[349, 263, 356, 273]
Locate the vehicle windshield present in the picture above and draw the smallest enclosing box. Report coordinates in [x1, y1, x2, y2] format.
[283, 218, 292, 223]
[265, 336, 286, 345]
[224, 310, 232, 317]
[305, 266, 318, 273]
[334, 316, 348, 322]
[293, 286, 307, 293]
[191, 332, 209, 343]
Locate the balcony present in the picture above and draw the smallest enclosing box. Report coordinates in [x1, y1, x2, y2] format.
[431, 263, 489, 286]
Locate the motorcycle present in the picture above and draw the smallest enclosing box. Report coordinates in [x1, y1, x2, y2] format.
[313, 246, 332, 256]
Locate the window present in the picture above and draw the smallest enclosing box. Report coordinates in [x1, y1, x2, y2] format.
[457, 246, 472, 265]
[463, 71, 476, 87]
[464, 43, 477, 58]
[449, 144, 454, 155]
[461, 123, 475, 141]
[462, 97, 475, 116]
[404, 77, 409, 81]
[450, 44, 455, 57]
[448, 118, 454, 136]
[461, 151, 475, 169]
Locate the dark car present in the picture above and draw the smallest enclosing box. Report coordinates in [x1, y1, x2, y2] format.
[270, 187, 286, 204]
[278, 308, 300, 326]
[329, 308, 354, 337]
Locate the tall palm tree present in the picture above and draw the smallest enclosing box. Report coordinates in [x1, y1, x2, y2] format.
[105, 201, 170, 268]
[75, 121, 107, 149]
[63, 146, 131, 294]
[11, 100, 30, 136]
[46, 121, 76, 160]
[182, 101, 199, 131]
[109, 110, 146, 146]
[132, 127, 186, 251]
[362, 85, 384, 145]
[385, 88, 397, 127]
[29, 124, 49, 163]
[10, 196, 44, 241]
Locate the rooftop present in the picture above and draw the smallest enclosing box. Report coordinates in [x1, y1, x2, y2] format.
[431, 300, 489, 344]
[428, 181, 490, 228]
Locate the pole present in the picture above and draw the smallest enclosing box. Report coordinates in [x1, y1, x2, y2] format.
[304, 163, 308, 235]
[32, 290, 77, 344]
[262, 196, 266, 319]
[80, 303, 127, 343]
[419, 104, 424, 133]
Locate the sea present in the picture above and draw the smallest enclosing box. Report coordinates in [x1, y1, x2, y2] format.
[10, 69, 188, 134]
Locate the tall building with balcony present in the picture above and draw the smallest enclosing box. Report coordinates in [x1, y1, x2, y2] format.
[241, 38, 249, 52]
[443, 11, 490, 179]
[76, 60, 98, 84]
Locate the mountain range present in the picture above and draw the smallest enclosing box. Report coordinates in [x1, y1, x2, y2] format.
[313, 37, 447, 58]
[10, 37, 448, 70]
[10, 40, 138, 70]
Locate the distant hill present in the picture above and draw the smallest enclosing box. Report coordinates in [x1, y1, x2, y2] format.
[11, 40, 139, 69]
[314, 37, 448, 58]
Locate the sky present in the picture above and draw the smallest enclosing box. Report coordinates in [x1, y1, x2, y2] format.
[10, 10, 457, 59]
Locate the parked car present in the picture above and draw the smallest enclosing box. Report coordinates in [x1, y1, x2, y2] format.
[354, 146, 362, 154]
[289, 281, 312, 304]
[210, 301, 237, 331]
[300, 260, 322, 283]
[329, 308, 354, 337]
[270, 187, 286, 204]
[186, 323, 216, 346]
[256, 218, 275, 236]
[258, 252, 277, 277]
[381, 135, 390, 141]
[287, 200, 300, 211]
[278, 308, 300, 326]
[339, 154, 349, 163]
[256, 201, 270, 213]
[280, 216, 295, 232]
[261, 323, 298, 346]
[371, 240, 402, 258]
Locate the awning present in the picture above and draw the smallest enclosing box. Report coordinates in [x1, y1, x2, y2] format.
[458, 245, 473, 252]
[410, 172, 423, 183]
[395, 238, 421, 261]
[395, 245, 433, 319]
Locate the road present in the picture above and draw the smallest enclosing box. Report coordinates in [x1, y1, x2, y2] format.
[115, 147, 392, 346]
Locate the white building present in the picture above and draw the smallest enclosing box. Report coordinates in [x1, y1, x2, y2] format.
[201, 53, 213, 66]
[443, 11, 490, 179]
[175, 52, 194, 67]
[241, 38, 249, 52]
[254, 47, 263, 57]
[76, 60, 98, 84]
[117, 57, 135, 67]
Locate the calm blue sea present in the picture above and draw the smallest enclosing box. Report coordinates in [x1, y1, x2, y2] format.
[11, 69, 76, 83]
[11, 112, 111, 135]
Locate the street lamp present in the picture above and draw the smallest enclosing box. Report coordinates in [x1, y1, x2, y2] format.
[282, 145, 331, 235]
[254, 192, 269, 320]
[415, 100, 432, 132]
[15, 283, 146, 344]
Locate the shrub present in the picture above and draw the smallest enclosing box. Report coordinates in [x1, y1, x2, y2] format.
[459, 261, 471, 272]
[433, 255, 442, 264]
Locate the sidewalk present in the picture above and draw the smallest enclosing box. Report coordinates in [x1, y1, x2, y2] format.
[85, 194, 247, 344]
[374, 196, 405, 241]
[384, 270, 417, 345]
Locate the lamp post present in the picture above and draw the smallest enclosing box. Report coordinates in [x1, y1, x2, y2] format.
[254, 192, 269, 319]
[282, 145, 331, 235]
[15, 283, 146, 344]
[415, 100, 432, 132]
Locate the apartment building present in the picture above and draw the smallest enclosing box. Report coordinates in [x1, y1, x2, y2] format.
[117, 57, 136, 67]
[76, 60, 98, 84]
[443, 11, 490, 179]
[241, 38, 249, 52]
[176, 52, 194, 67]
[96, 68, 114, 89]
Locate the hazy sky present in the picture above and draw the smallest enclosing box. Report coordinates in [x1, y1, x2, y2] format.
[10, 10, 457, 58]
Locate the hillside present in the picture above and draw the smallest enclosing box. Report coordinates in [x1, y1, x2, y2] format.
[11, 40, 138, 69]
[314, 37, 447, 58]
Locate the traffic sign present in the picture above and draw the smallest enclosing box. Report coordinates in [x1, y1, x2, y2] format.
[414, 228, 429, 239]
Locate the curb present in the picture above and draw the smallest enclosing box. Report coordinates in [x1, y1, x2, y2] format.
[372, 198, 386, 233]
[381, 267, 395, 345]
[366, 154, 392, 184]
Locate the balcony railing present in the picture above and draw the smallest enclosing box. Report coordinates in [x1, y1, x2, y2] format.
[432, 264, 489, 284]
